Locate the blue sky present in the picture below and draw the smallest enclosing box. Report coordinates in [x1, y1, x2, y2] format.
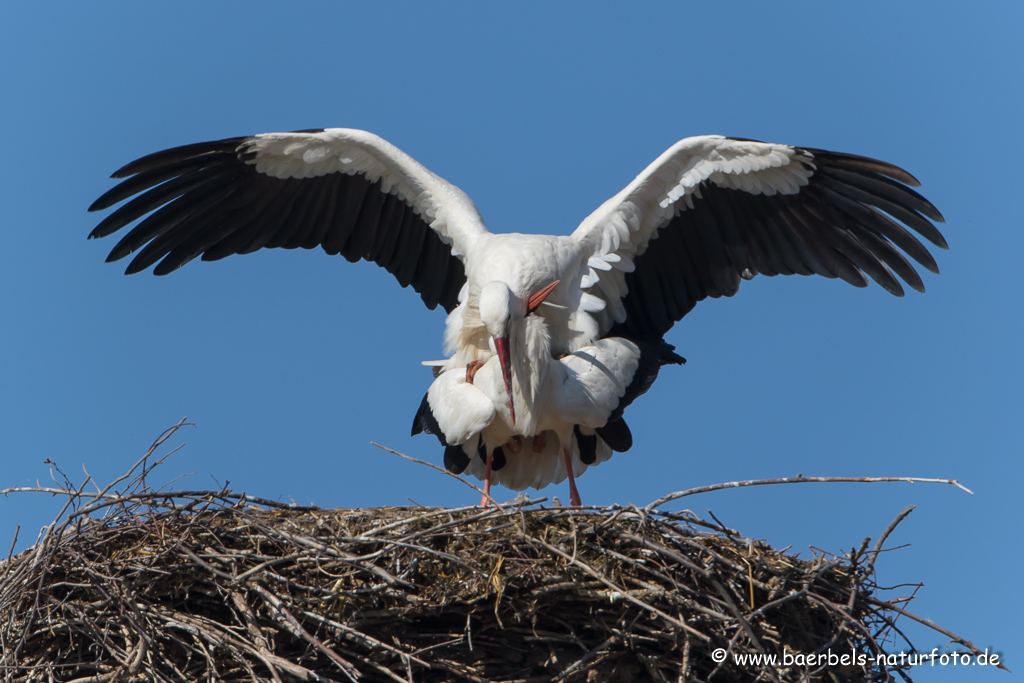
[1, 3, 1020, 678]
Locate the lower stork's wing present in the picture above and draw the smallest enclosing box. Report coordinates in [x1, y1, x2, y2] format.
[569, 136, 946, 339]
[89, 128, 490, 312]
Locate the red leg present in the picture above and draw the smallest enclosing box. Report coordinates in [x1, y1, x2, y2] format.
[480, 448, 494, 506]
[562, 446, 582, 507]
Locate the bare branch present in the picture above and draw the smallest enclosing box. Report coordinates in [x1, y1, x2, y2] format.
[646, 475, 973, 511]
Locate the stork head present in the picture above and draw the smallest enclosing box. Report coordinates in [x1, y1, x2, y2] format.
[479, 281, 518, 426]
[478, 279, 561, 428]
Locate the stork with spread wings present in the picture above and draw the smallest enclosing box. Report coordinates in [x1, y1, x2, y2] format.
[90, 129, 945, 504]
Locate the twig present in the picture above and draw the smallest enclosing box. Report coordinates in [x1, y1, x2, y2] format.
[248, 582, 361, 682]
[646, 475, 973, 510]
[863, 595, 1010, 672]
[869, 506, 916, 571]
[371, 442, 506, 510]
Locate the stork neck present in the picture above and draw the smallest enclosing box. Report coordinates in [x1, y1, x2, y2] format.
[508, 314, 552, 435]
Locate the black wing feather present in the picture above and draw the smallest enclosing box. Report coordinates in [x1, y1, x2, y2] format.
[280, 173, 332, 250]
[341, 183, 388, 263]
[574, 426, 599, 465]
[595, 419, 633, 453]
[90, 162, 239, 239]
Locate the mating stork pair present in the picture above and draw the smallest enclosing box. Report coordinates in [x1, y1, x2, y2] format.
[89, 128, 945, 505]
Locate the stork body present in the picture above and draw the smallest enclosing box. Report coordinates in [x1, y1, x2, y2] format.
[89, 128, 947, 503]
[413, 334, 684, 504]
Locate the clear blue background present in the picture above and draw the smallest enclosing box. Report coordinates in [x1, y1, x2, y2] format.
[1, 3, 1020, 679]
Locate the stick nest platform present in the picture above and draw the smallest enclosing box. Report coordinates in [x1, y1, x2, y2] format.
[0, 425, 989, 682]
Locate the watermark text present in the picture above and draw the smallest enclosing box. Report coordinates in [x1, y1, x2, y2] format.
[711, 647, 1001, 669]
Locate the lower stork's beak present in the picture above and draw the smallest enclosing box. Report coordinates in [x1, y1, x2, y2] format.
[493, 336, 515, 427]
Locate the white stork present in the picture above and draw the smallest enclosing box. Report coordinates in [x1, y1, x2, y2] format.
[89, 128, 946, 502]
[413, 337, 684, 505]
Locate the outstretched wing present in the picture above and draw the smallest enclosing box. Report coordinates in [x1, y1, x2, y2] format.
[570, 135, 946, 339]
[89, 128, 490, 312]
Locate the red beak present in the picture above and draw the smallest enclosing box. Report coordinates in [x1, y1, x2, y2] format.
[493, 336, 515, 427]
[527, 280, 560, 314]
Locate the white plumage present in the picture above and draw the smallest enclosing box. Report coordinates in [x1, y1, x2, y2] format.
[89, 128, 946, 504]
[420, 336, 656, 503]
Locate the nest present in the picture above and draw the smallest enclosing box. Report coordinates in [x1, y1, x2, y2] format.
[0, 424, 991, 682]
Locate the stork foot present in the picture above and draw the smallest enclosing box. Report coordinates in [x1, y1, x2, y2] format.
[532, 432, 547, 453]
[466, 359, 484, 384]
[507, 435, 523, 454]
